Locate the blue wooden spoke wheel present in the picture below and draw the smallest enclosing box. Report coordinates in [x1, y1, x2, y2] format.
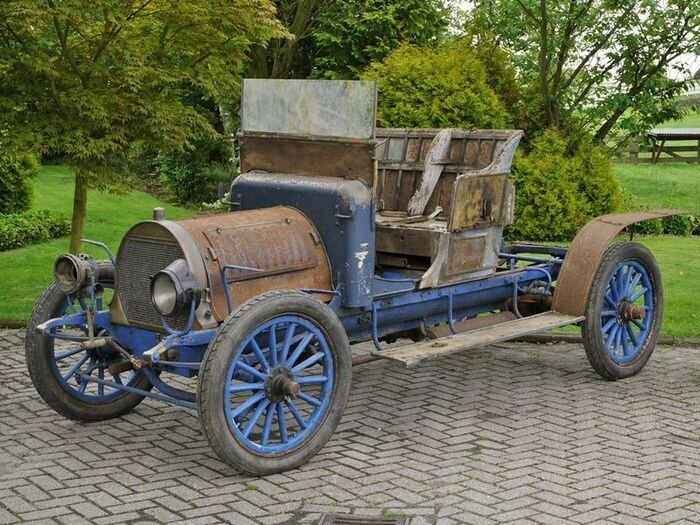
[198, 290, 351, 475]
[25, 262, 151, 421]
[582, 242, 663, 380]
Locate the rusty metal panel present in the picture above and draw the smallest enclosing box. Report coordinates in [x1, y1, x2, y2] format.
[448, 174, 507, 232]
[552, 209, 685, 316]
[177, 207, 332, 321]
[446, 236, 485, 275]
[241, 79, 377, 140]
[240, 135, 376, 185]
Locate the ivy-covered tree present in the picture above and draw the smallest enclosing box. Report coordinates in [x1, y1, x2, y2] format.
[469, 0, 700, 139]
[247, 0, 448, 80]
[0, 0, 282, 253]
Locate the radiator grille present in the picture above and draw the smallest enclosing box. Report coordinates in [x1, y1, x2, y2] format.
[117, 236, 189, 330]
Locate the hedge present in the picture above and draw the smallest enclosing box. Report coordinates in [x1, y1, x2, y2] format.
[0, 152, 39, 215]
[0, 210, 71, 252]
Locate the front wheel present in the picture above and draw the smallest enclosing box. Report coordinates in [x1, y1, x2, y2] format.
[25, 263, 152, 421]
[198, 290, 351, 475]
[582, 242, 663, 380]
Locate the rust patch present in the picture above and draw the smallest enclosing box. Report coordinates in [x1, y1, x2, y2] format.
[177, 207, 332, 321]
[446, 236, 485, 275]
[240, 135, 375, 184]
[552, 209, 685, 316]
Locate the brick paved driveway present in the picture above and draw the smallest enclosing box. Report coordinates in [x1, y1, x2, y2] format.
[2, 329, 700, 525]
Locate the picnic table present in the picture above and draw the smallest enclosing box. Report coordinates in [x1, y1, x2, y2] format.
[647, 128, 700, 163]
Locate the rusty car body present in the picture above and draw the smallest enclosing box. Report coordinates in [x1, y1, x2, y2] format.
[25, 80, 681, 475]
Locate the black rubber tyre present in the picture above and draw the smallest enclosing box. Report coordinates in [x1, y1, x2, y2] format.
[198, 290, 351, 476]
[25, 263, 152, 421]
[582, 242, 663, 381]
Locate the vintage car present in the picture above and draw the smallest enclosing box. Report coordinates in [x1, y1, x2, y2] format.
[25, 80, 680, 475]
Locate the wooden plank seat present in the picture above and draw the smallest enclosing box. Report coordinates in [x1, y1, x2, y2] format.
[373, 128, 522, 285]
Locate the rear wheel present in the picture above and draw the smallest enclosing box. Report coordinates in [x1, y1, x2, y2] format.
[582, 242, 663, 380]
[198, 290, 351, 475]
[25, 263, 151, 421]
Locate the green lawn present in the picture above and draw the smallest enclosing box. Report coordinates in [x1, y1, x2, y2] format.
[614, 163, 700, 214]
[0, 166, 194, 321]
[656, 111, 700, 129]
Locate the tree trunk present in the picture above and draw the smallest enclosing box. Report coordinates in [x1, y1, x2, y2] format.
[69, 170, 88, 254]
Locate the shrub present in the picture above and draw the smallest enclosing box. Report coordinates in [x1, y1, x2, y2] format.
[661, 214, 694, 236]
[0, 210, 70, 252]
[0, 151, 39, 215]
[506, 129, 622, 242]
[362, 42, 507, 129]
[156, 152, 236, 206]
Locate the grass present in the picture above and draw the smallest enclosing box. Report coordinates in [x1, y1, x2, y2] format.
[0, 166, 194, 322]
[656, 110, 700, 129]
[614, 163, 700, 214]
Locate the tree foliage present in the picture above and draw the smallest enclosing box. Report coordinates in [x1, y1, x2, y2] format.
[0, 0, 281, 252]
[247, 0, 447, 79]
[363, 42, 508, 129]
[469, 0, 700, 139]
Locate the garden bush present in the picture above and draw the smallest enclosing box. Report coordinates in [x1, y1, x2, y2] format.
[661, 214, 695, 236]
[506, 129, 622, 242]
[0, 151, 39, 215]
[0, 210, 70, 252]
[156, 152, 236, 206]
[362, 42, 507, 129]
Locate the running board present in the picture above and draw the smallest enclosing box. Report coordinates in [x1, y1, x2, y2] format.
[373, 312, 584, 366]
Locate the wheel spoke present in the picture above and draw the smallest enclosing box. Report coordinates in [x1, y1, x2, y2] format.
[243, 399, 270, 438]
[630, 287, 648, 303]
[291, 352, 324, 374]
[602, 317, 618, 335]
[286, 399, 307, 429]
[277, 402, 289, 442]
[298, 392, 321, 408]
[230, 381, 266, 393]
[601, 310, 617, 318]
[287, 333, 315, 368]
[230, 391, 266, 420]
[295, 375, 328, 385]
[614, 327, 623, 355]
[632, 319, 645, 330]
[261, 403, 276, 446]
[111, 372, 123, 385]
[626, 271, 642, 297]
[62, 353, 90, 381]
[605, 324, 620, 350]
[236, 361, 268, 382]
[621, 329, 631, 356]
[249, 339, 269, 372]
[626, 324, 639, 347]
[604, 292, 617, 308]
[615, 266, 626, 298]
[54, 347, 84, 362]
[269, 324, 278, 368]
[280, 323, 296, 365]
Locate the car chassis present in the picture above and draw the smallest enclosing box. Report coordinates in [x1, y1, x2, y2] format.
[26, 80, 682, 475]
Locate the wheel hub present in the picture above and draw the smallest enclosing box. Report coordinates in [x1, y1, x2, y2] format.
[617, 300, 645, 324]
[265, 367, 300, 402]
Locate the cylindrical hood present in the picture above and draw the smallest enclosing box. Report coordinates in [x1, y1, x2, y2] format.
[110, 206, 332, 332]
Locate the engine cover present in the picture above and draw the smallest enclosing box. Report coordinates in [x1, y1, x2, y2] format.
[111, 206, 332, 332]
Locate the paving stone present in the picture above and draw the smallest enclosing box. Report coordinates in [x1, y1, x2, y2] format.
[4, 330, 700, 524]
